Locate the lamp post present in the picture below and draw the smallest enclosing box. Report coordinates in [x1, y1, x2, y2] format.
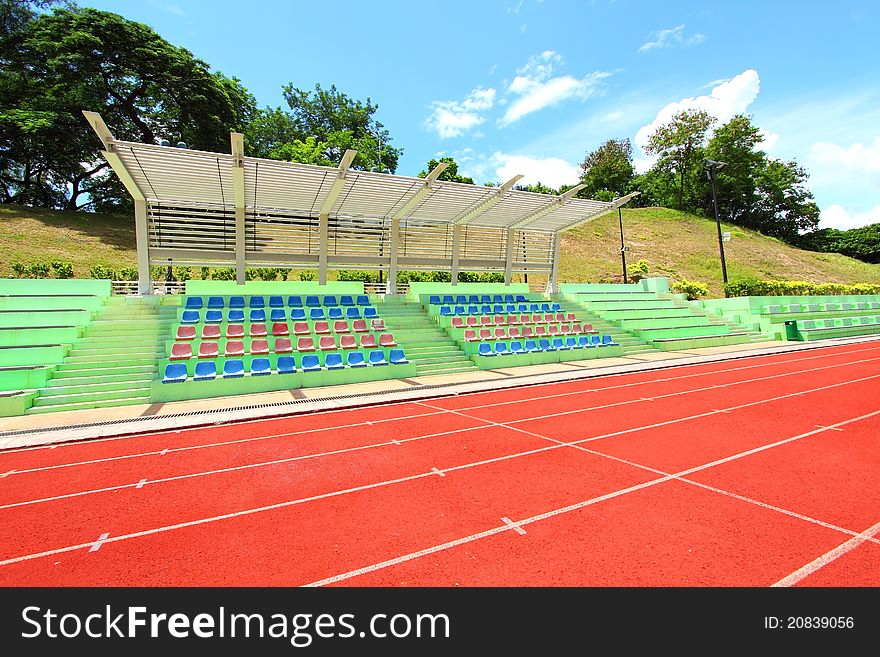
[618, 207, 627, 283]
[704, 159, 728, 284]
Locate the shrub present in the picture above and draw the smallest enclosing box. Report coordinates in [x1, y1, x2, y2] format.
[298, 270, 316, 281]
[172, 266, 192, 282]
[118, 267, 138, 281]
[199, 266, 211, 280]
[723, 278, 880, 298]
[11, 261, 27, 278]
[27, 262, 50, 278]
[627, 259, 650, 282]
[212, 267, 236, 281]
[672, 279, 709, 300]
[89, 264, 116, 280]
[50, 261, 74, 279]
[337, 270, 380, 283]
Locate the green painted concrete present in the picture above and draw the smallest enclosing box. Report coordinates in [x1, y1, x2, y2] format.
[408, 282, 530, 303]
[185, 281, 365, 296]
[0, 279, 111, 296]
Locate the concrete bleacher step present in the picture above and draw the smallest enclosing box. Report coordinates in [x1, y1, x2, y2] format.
[48, 370, 156, 386]
[26, 395, 151, 415]
[39, 378, 154, 396]
[415, 362, 477, 374]
[54, 363, 156, 377]
[31, 385, 152, 407]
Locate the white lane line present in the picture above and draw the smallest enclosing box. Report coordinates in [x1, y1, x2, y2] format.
[431, 468, 446, 477]
[0, 470, 15, 478]
[3, 342, 875, 470]
[160, 449, 169, 456]
[88, 533, 109, 553]
[135, 479, 147, 489]
[0, 424, 490, 511]
[391, 440, 401, 445]
[501, 517, 527, 535]
[772, 519, 880, 587]
[305, 408, 880, 587]
[814, 425, 844, 431]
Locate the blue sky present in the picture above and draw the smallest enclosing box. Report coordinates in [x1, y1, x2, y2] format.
[83, 1, 880, 229]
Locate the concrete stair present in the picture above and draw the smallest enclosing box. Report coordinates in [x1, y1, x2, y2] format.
[548, 296, 655, 355]
[375, 295, 478, 376]
[26, 296, 178, 414]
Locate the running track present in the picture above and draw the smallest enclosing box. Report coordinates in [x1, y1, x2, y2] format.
[1, 340, 878, 587]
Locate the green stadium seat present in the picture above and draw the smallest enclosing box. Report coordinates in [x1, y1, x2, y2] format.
[193, 361, 216, 381]
[223, 360, 245, 378]
[163, 363, 188, 383]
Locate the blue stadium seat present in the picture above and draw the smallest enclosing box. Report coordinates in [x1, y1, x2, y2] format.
[540, 303, 551, 312]
[277, 356, 296, 374]
[368, 350, 388, 366]
[340, 295, 355, 306]
[509, 340, 527, 354]
[347, 351, 367, 368]
[478, 343, 495, 356]
[590, 334, 602, 347]
[454, 305, 466, 315]
[309, 308, 325, 320]
[578, 336, 593, 348]
[529, 303, 540, 312]
[251, 358, 271, 376]
[524, 339, 540, 353]
[323, 295, 337, 306]
[228, 309, 245, 323]
[473, 305, 484, 314]
[223, 360, 245, 378]
[494, 342, 510, 355]
[269, 296, 284, 308]
[290, 308, 306, 321]
[205, 310, 223, 324]
[389, 349, 408, 364]
[229, 296, 245, 309]
[566, 337, 580, 349]
[428, 295, 441, 305]
[480, 295, 491, 303]
[440, 306, 452, 316]
[356, 295, 370, 306]
[552, 337, 569, 351]
[363, 307, 378, 318]
[442, 295, 454, 305]
[328, 307, 343, 320]
[305, 295, 320, 307]
[301, 354, 322, 372]
[468, 295, 480, 304]
[518, 304, 529, 312]
[515, 295, 527, 302]
[288, 295, 303, 307]
[506, 304, 517, 313]
[208, 296, 224, 309]
[193, 361, 217, 381]
[325, 353, 344, 370]
[249, 309, 266, 322]
[492, 295, 503, 303]
[602, 334, 619, 346]
[538, 338, 555, 352]
[504, 295, 515, 303]
[493, 304, 504, 313]
[346, 307, 361, 319]
[551, 303, 561, 312]
[270, 308, 286, 322]
[249, 296, 265, 308]
[162, 363, 188, 383]
[456, 295, 468, 304]
[185, 297, 203, 310]
[181, 310, 200, 324]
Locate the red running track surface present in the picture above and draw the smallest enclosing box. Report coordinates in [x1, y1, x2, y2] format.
[0, 340, 878, 587]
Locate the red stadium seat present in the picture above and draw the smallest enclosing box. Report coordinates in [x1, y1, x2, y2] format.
[250, 339, 269, 355]
[319, 336, 337, 351]
[359, 333, 377, 348]
[493, 327, 506, 340]
[571, 322, 583, 333]
[297, 337, 316, 352]
[225, 340, 244, 357]
[370, 319, 385, 331]
[201, 325, 221, 340]
[379, 333, 397, 347]
[566, 312, 576, 321]
[333, 320, 350, 334]
[175, 326, 196, 340]
[534, 325, 547, 337]
[226, 324, 244, 338]
[451, 317, 464, 328]
[466, 316, 479, 327]
[274, 338, 293, 354]
[314, 321, 330, 335]
[520, 314, 532, 324]
[340, 335, 357, 349]
[293, 322, 310, 336]
[479, 328, 492, 341]
[521, 325, 534, 337]
[352, 319, 368, 333]
[507, 315, 519, 325]
[198, 342, 219, 358]
[493, 315, 505, 325]
[464, 329, 478, 342]
[249, 323, 267, 337]
[170, 342, 192, 360]
[271, 322, 289, 336]
[555, 313, 565, 322]
[480, 316, 492, 326]
[508, 326, 521, 338]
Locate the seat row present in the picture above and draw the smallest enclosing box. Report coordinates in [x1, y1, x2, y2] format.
[170, 334, 397, 359]
[175, 319, 386, 340]
[800, 316, 880, 330]
[163, 349, 409, 382]
[185, 294, 371, 309]
[463, 324, 597, 342]
[764, 301, 880, 315]
[181, 306, 379, 324]
[478, 335, 617, 356]
[428, 294, 528, 305]
[439, 303, 560, 316]
[451, 313, 577, 328]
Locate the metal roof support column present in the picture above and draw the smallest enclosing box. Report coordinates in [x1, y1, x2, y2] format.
[450, 224, 461, 286]
[231, 133, 246, 285]
[546, 231, 562, 295]
[387, 218, 400, 295]
[504, 228, 515, 285]
[133, 199, 152, 295]
[318, 213, 329, 285]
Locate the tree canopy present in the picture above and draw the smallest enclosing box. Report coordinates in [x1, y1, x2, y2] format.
[578, 138, 634, 201]
[417, 156, 474, 184]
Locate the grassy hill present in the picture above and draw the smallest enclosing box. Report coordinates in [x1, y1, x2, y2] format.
[1, 204, 878, 297]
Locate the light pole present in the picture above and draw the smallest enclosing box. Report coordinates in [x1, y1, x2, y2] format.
[618, 207, 627, 283]
[705, 159, 728, 284]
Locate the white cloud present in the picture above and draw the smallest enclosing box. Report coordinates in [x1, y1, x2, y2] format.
[148, 0, 184, 15]
[819, 204, 880, 230]
[634, 69, 761, 150]
[638, 24, 705, 53]
[499, 51, 610, 127]
[493, 152, 580, 190]
[424, 87, 496, 139]
[810, 136, 880, 174]
[759, 129, 780, 151]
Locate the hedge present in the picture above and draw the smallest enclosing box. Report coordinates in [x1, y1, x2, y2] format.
[723, 278, 880, 298]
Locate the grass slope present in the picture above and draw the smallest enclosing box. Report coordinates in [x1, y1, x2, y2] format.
[1, 204, 878, 296]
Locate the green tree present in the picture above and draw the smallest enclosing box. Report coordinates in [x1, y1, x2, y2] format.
[515, 181, 556, 195]
[643, 109, 715, 210]
[578, 138, 634, 200]
[417, 156, 474, 184]
[751, 159, 820, 241]
[1, 7, 256, 210]
[703, 114, 764, 223]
